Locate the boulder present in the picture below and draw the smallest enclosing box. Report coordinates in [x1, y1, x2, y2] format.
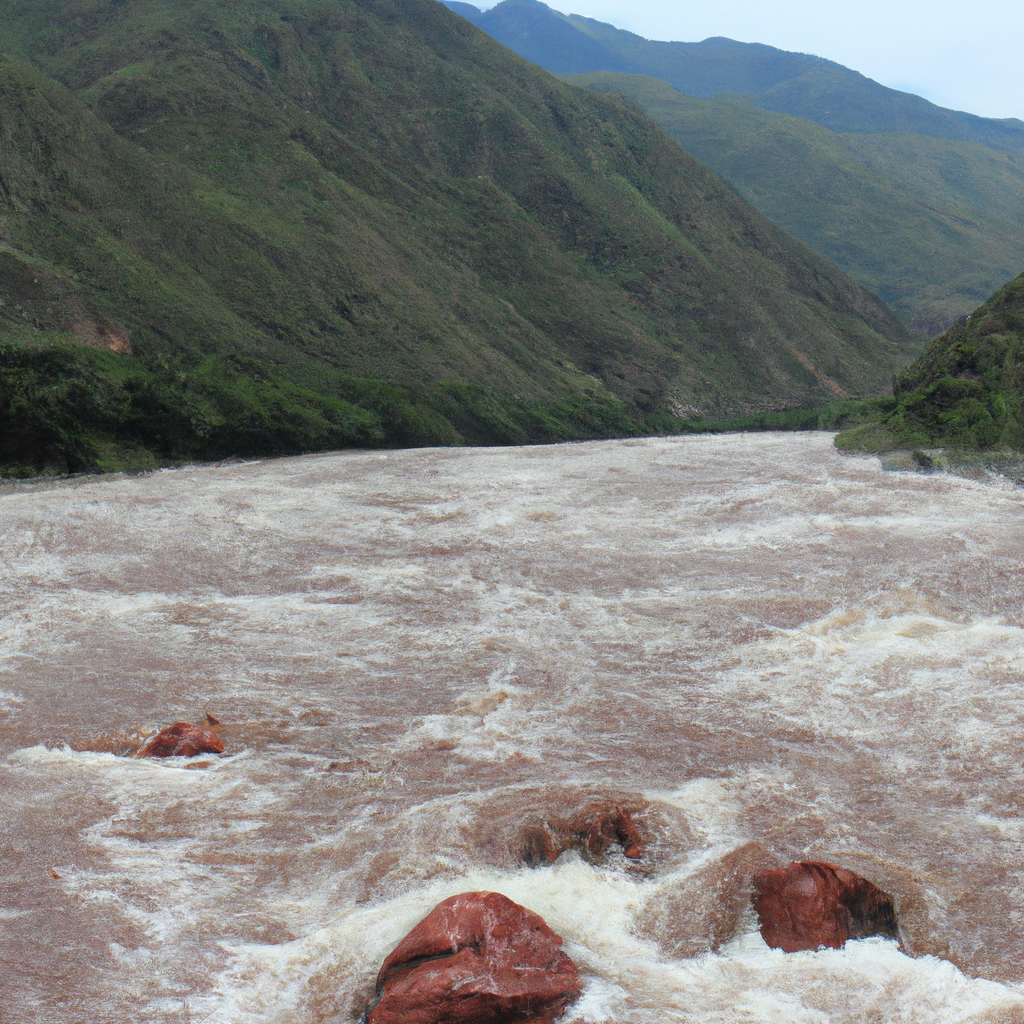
[368, 891, 582, 1024]
[515, 800, 646, 866]
[137, 722, 225, 758]
[517, 822, 564, 867]
[569, 803, 645, 861]
[753, 860, 898, 952]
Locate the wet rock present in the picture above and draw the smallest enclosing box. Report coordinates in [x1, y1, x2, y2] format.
[368, 891, 582, 1024]
[569, 802, 645, 860]
[517, 821, 564, 866]
[753, 860, 898, 952]
[515, 800, 646, 866]
[136, 722, 225, 758]
[815, 851, 947, 962]
[638, 841, 768, 958]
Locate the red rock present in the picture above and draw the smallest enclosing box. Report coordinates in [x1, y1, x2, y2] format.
[515, 800, 646, 866]
[137, 722, 225, 758]
[753, 861, 898, 952]
[368, 891, 582, 1024]
[569, 803, 645, 861]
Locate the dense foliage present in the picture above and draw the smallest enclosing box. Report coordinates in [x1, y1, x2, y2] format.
[836, 272, 1024, 451]
[0, 0, 917, 475]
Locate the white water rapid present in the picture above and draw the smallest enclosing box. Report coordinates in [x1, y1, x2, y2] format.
[1, 433, 1023, 1023]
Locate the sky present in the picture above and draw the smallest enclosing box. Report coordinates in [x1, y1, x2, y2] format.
[476, 0, 1024, 121]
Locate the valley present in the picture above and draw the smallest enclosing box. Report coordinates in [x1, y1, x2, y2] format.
[449, 0, 1024, 336]
[0, 0, 921, 475]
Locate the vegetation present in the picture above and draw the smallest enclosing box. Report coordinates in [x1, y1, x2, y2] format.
[835, 272, 1024, 451]
[0, 339, 661, 476]
[567, 73, 1024, 335]
[693, 397, 897, 436]
[0, 0, 918, 476]
[444, 0, 1024, 335]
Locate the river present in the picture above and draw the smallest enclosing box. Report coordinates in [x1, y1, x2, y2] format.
[1, 433, 1023, 1023]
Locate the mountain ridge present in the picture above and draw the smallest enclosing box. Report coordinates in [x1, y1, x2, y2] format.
[442, 0, 1024, 333]
[0, 0, 917, 475]
[445, 0, 1024, 152]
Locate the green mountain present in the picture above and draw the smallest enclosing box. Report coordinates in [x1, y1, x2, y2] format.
[567, 73, 1024, 336]
[447, 0, 1024, 334]
[835, 272, 1024, 451]
[451, 0, 1024, 152]
[0, 0, 917, 476]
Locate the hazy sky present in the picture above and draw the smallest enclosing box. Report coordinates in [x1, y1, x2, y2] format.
[476, 1, 1024, 121]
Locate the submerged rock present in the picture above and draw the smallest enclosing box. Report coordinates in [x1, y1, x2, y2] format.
[638, 841, 768, 958]
[515, 800, 646, 866]
[368, 891, 582, 1024]
[137, 722, 225, 758]
[753, 860, 898, 952]
[569, 802, 646, 861]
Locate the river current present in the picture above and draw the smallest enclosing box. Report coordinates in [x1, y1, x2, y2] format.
[1, 433, 1023, 1023]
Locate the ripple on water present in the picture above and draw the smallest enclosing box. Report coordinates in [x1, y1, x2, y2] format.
[2, 435, 1024, 1021]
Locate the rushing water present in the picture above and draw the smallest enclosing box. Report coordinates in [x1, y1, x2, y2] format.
[2, 433, 1023, 1024]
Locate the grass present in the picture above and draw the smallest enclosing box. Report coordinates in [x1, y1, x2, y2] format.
[565, 72, 1024, 336]
[835, 271, 1024, 451]
[0, 0, 919, 475]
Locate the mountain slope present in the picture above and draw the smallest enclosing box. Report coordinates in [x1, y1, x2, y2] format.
[441, 0, 1024, 334]
[456, 0, 1024, 152]
[835, 272, 1024, 451]
[567, 73, 1024, 335]
[0, 0, 917, 474]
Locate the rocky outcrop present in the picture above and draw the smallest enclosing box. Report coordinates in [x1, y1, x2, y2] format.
[515, 800, 646, 866]
[368, 891, 582, 1024]
[136, 722, 225, 758]
[753, 861, 898, 952]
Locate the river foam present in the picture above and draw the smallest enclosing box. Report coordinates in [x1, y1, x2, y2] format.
[2, 433, 1023, 1022]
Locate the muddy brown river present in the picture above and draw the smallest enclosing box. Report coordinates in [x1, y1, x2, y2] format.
[2, 433, 1023, 1023]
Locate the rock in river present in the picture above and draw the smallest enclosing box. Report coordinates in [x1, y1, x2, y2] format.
[516, 799, 646, 866]
[753, 860, 899, 952]
[137, 722, 225, 758]
[368, 891, 582, 1024]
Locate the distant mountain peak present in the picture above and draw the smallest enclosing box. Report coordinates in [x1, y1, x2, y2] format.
[454, 0, 1024, 152]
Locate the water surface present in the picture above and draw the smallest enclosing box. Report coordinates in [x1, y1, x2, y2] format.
[2, 433, 1023, 1023]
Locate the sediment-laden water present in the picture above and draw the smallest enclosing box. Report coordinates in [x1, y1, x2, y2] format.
[2, 433, 1023, 1023]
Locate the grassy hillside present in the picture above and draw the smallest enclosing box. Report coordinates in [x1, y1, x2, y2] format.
[567, 73, 1024, 335]
[835, 272, 1024, 452]
[0, 0, 918, 475]
[448, 0, 1024, 333]
[462, 0, 1024, 153]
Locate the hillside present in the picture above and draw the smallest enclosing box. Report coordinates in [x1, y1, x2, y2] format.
[451, 0, 1024, 152]
[447, 0, 1024, 333]
[0, 0, 919, 475]
[835, 272, 1024, 451]
[567, 73, 1024, 335]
